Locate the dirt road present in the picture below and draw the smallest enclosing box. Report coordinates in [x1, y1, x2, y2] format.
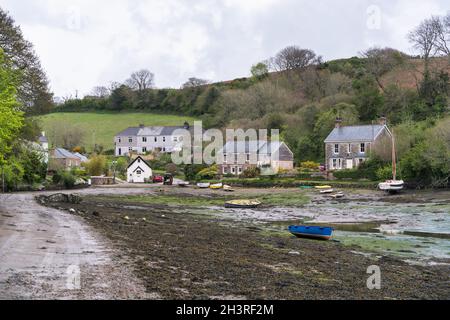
[0, 191, 153, 300]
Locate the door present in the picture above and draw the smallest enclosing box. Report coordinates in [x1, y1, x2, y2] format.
[346, 159, 353, 169]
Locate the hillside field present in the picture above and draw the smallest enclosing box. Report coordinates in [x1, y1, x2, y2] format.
[36, 112, 197, 152]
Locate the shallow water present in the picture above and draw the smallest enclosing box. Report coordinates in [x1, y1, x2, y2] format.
[199, 192, 450, 264]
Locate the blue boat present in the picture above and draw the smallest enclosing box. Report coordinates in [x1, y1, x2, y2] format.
[288, 225, 334, 241]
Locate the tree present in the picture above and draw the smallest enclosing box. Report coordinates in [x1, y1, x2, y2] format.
[271, 46, 319, 71]
[361, 47, 407, 91]
[352, 75, 384, 121]
[250, 62, 269, 80]
[434, 13, 450, 56]
[126, 69, 154, 91]
[408, 16, 441, 72]
[182, 77, 210, 89]
[85, 155, 107, 176]
[47, 120, 85, 150]
[91, 86, 109, 98]
[0, 49, 23, 164]
[0, 8, 53, 114]
[110, 85, 134, 110]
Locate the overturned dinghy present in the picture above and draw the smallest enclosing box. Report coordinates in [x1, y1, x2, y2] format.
[223, 185, 234, 192]
[210, 183, 224, 190]
[320, 189, 334, 194]
[197, 183, 211, 189]
[225, 199, 261, 209]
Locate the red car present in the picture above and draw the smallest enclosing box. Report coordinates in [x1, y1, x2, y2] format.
[152, 175, 164, 183]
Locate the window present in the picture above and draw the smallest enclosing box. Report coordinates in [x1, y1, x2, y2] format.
[128, 137, 133, 143]
[142, 137, 147, 142]
[359, 158, 364, 164]
[360, 143, 366, 153]
[231, 167, 236, 174]
[129, 147, 132, 152]
[154, 137, 157, 142]
[173, 137, 178, 142]
[223, 167, 228, 174]
[118, 138, 121, 143]
[334, 144, 339, 154]
[246, 154, 250, 163]
[163, 147, 166, 152]
[163, 137, 166, 143]
[136, 170, 142, 175]
[138, 159, 141, 163]
[238, 167, 243, 174]
[143, 147, 147, 153]
[118, 148, 122, 156]
[224, 154, 227, 163]
[348, 144, 351, 154]
[332, 159, 337, 169]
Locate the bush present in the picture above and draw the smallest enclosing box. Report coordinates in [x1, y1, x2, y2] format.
[299, 161, 320, 172]
[242, 167, 261, 178]
[86, 155, 107, 176]
[333, 169, 366, 180]
[184, 164, 208, 181]
[195, 165, 219, 180]
[376, 165, 395, 181]
[61, 172, 76, 189]
[166, 163, 178, 175]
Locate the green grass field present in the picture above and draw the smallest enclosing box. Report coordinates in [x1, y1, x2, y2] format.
[37, 112, 197, 151]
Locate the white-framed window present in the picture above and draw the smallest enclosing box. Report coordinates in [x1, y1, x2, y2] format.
[154, 137, 157, 142]
[224, 154, 227, 163]
[118, 138, 121, 143]
[173, 136, 178, 142]
[142, 137, 147, 142]
[360, 143, 366, 153]
[136, 170, 142, 175]
[163, 147, 166, 152]
[332, 159, 337, 169]
[334, 144, 339, 154]
[163, 137, 166, 143]
[128, 147, 132, 152]
[223, 167, 228, 174]
[128, 137, 133, 143]
[142, 147, 147, 153]
[246, 154, 250, 163]
[238, 167, 243, 174]
[118, 148, 122, 156]
[231, 167, 236, 174]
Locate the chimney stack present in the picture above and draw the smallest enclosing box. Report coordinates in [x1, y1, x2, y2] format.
[379, 116, 387, 126]
[335, 117, 343, 129]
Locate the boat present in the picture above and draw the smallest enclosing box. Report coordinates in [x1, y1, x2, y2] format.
[178, 181, 190, 187]
[378, 128, 404, 193]
[320, 189, 334, 194]
[288, 225, 334, 240]
[225, 199, 261, 209]
[299, 185, 313, 189]
[329, 192, 345, 199]
[223, 185, 234, 192]
[210, 183, 224, 190]
[197, 182, 211, 189]
[315, 185, 332, 190]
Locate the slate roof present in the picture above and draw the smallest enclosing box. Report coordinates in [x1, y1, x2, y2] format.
[116, 125, 194, 137]
[38, 135, 48, 143]
[53, 148, 79, 159]
[73, 152, 89, 162]
[220, 141, 294, 161]
[324, 125, 386, 143]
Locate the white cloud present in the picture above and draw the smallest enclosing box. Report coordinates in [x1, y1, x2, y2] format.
[0, 0, 448, 97]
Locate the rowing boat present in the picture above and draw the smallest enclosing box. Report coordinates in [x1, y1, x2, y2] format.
[210, 183, 224, 189]
[315, 185, 332, 190]
[288, 225, 334, 240]
[197, 183, 210, 189]
[225, 199, 261, 209]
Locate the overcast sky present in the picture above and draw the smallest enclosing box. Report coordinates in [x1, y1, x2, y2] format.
[0, 0, 448, 98]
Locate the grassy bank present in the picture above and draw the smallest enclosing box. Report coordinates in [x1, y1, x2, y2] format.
[36, 112, 197, 151]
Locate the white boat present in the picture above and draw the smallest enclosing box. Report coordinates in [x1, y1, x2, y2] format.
[320, 189, 334, 194]
[329, 192, 345, 199]
[223, 185, 234, 192]
[197, 183, 211, 189]
[378, 128, 404, 193]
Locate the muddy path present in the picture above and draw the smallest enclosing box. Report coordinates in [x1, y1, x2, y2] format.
[0, 192, 153, 300]
[42, 191, 450, 300]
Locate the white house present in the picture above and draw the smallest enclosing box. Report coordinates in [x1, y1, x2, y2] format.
[127, 156, 153, 183]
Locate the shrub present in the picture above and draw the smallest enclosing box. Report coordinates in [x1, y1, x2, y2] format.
[184, 164, 208, 181]
[62, 172, 76, 189]
[166, 163, 178, 175]
[299, 161, 320, 172]
[242, 167, 261, 178]
[196, 165, 219, 180]
[86, 155, 107, 176]
[376, 165, 395, 181]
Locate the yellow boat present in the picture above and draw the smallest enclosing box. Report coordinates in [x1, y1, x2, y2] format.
[210, 183, 223, 190]
[315, 185, 332, 190]
[225, 200, 261, 209]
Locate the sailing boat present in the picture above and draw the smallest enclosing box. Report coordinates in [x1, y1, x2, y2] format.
[378, 129, 404, 193]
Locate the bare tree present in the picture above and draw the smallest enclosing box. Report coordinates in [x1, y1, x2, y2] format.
[271, 46, 319, 72]
[361, 47, 408, 91]
[182, 77, 210, 89]
[91, 86, 110, 98]
[408, 16, 441, 71]
[435, 13, 450, 56]
[126, 69, 155, 91]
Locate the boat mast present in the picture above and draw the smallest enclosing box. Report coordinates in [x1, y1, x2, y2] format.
[392, 129, 397, 181]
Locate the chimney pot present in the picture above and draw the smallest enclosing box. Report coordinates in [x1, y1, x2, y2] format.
[335, 117, 343, 129]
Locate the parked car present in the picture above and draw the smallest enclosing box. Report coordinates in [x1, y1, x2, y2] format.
[152, 175, 164, 183]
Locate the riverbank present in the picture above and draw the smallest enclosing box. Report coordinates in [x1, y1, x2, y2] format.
[38, 186, 450, 300]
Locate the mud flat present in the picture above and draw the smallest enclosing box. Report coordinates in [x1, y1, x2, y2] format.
[39, 189, 450, 300]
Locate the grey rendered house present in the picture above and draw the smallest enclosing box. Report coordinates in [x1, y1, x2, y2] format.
[218, 140, 294, 175]
[324, 117, 391, 171]
[114, 122, 192, 156]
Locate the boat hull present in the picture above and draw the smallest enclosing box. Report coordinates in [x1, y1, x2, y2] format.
[288, 226, 334, 241]
[225, 200, 261, 209]
[378, 180, 404, 193]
